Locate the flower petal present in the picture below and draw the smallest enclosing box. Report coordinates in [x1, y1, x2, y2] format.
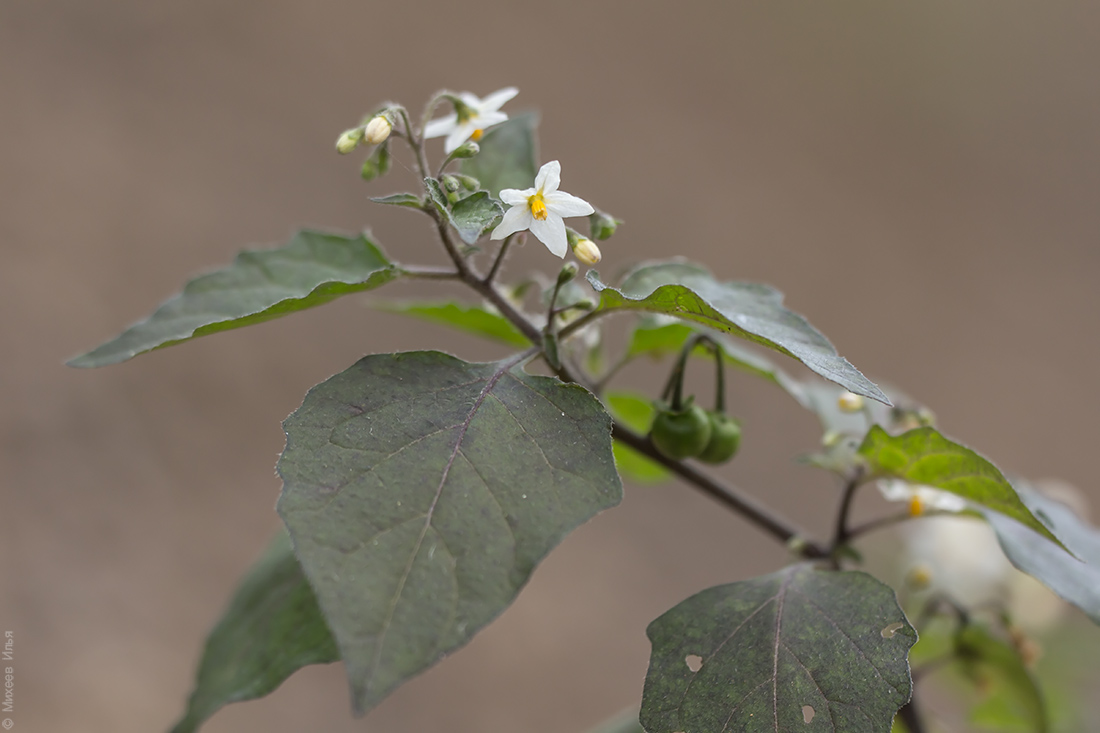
[444, 123, 476, 154]
[474, 110, 508, 129]
[534, 160, 561, 194]
[499, 188, 535, 206]
[528, 214, 567, 257]
[490, 205, 533, 240]
[545, 190, 595, 218]
[423, 114, 457, 139]
[479, 87, 519, 112]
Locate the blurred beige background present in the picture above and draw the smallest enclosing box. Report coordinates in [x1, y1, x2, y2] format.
[3, 2, 1099, 731]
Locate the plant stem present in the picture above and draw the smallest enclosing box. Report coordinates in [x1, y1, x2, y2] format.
[483, 234, 516, 285]
[401, 265, 460, 280]
[830, 465, 866, 554]
[612, 423, 829, 558]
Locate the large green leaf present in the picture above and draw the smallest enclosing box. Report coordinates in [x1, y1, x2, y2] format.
[460, 113, 538, 196]
[277, 351, 622, 715]
[955, 624, 1048, 732]
[448, 191, 503, 245]
[858, 426, 1063, 547]
[626, 318, 810, 407]
[170, 531, 339, 733]
[641, 564, 916, 733]
[375, 301, 531, 348]
[587, 262, 888, 403]
[983, 481, 1100, 625]
[69, 230, 401, 367]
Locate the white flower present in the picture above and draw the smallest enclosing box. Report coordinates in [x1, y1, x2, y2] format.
[491, 161, 594, 258]
[424, 87, 518, 154]
[877, 479, 968, 515]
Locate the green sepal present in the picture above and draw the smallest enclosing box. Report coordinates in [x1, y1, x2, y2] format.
[370, 193, 422, 208]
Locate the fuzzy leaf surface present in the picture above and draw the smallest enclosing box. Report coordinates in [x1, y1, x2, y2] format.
[370, 193, 422, 207]
[170, 531, 338, 733]
[376, 301, 531, 348]
[277, 351, 621, 715]
[641, 564, 916, 733]
[460, 113, 538, 196]
[69, 230, 400, 367]
[983, 481, 1100, 625]
[587, 262, 887, 403]
[859, 426, 1063, 547]
[449, 191, 504, 244]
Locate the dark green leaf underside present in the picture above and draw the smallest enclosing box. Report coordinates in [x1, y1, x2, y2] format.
[460, 113, 539, 196]
[170, 531, 338, 733]
[983, 481, 1100, 625]
[587, 262, 888, 404]
[69, 230, 400, 367]
[277, 351, 621, 715]
[375, 301, 531, 348]
[859, 426, 1063, 547]
[641, 564, 916, 733]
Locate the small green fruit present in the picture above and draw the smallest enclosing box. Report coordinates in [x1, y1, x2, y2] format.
[697, 412, 742, 464]
[650, 404, 712, 460]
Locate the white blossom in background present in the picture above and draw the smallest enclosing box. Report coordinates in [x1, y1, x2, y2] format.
[877, 479, 968, 515]
[424, 87, 518, 154]
[491, 160, 594, 258]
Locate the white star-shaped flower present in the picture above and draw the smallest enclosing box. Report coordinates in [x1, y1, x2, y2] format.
[491, 161, 594, 258]
[877, 479, 968, 515]
[424, 87, 518, 154]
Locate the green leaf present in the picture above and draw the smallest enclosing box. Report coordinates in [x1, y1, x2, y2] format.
[605, 391, 670, 484]
[170, 531, 339, 733]
[460, 113, 539, 196]
[858, 426, 1064, 548]
[955, 623, 1048, 732]
[423, 177, 449, 217]
[448, 191, 503, 245]
[277, 351, 622, 715]
[375, 301, 531, 348]
[68, 230, 401, 367]
[983, 481, 1100, 625]
[587, 261, 888, 404]
[641, 564, 916, 733]
[370, 193, 422, 208]
[626, 318, 810, 407]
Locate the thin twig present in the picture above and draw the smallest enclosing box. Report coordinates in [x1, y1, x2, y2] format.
[483, 234, 515, 285]
[401, 266, 461, 280]
[612, 423, 829, 558]
[830, 465, 866, 554]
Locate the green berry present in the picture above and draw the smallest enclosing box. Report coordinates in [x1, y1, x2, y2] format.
[697, 412, 742, 464]
[650, 404, 712, 460]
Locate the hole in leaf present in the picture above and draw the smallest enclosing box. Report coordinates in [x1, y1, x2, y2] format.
[881, 622, 904, 638]
[802, 705, 815, 723]
[684, 654, 703, 672]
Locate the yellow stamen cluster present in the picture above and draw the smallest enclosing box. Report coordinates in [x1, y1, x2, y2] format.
[908, 496, 924, 517]
[528, 194, 548, 221]
[471, 129, 484, 142]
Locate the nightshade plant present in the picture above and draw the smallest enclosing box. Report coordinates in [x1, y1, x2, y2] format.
[70, 88, 1100, 733]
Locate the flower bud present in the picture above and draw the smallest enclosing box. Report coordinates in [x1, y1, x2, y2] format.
[335, 127, 363, 154]
[441, 175, 461, 193]
[837, 391, 864, 413]
[589, 210, 622, 241]
[572, 238, 601, 266]
[363, 116, 392, 145]
[557, 262, 579, 286]
[452, 141, 480, 159]
[453, 174, 481, 191]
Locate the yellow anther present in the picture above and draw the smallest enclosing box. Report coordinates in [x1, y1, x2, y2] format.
[471, 129, 484, 142]
[908, 496, 924, 517]
[528, 194, 548, 221]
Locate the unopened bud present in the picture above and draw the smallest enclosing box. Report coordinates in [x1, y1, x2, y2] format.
[557, 262, 579, 286]
[441, 175, 461, 193]
[837, 392, 864, 413]
[589, 210, 622, 241]
[363, 116, 392, 145]
[572, 238, 601, 266]
[453, 174, 481, 191]
[336, 127, 363, 154]
[452, 141, 480, 159]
